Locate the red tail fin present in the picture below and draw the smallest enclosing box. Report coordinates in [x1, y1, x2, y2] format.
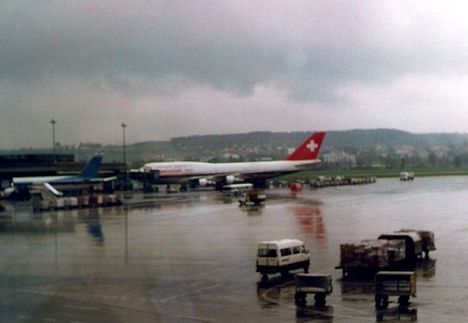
[287, 132, 326, 161]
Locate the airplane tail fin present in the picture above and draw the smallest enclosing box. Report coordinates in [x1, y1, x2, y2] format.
[287, 132, 326, 161]
[80, 155, 103, 178]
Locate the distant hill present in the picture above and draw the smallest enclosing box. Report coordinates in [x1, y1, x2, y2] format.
[323, 129, 426, 149]
[170, 129, 468, 150]
[3, 129, 468, 167]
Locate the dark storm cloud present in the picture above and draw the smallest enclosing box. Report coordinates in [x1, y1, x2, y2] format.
[0, 1, 279, 94]
[2, 1, 466, 100]
[2, 1, 468, 148]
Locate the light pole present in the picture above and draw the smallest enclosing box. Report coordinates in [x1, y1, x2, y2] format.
[121, 122, 128, 190]
[121, 122, 127, 167]
[50, 119, 56, 163]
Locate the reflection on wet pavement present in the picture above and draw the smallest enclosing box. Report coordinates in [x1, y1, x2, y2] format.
[290, 203, 326, 245]
[0, 177, 467, 322]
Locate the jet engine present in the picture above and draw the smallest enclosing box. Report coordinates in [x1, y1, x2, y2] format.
[198, 178, 209, 187]
[198, 178, 215, 187]
[225, 175, 243, 184]
[225, 175, 236, 184]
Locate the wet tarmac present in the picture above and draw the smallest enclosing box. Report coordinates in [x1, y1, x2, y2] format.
[0, 177, 467, 322]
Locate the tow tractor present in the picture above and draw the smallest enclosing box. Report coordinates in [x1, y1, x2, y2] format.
[294, 273, 333, 307]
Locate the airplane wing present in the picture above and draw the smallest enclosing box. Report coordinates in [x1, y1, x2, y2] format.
[88, 176, 117, 183]
[53, 176, 117, 184]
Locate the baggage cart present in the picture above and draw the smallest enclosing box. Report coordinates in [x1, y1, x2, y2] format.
[375, 271, 416, 310]
[294, 273, 333, 307]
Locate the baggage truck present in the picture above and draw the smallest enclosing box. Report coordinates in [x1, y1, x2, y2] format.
[378, 232, 422, 261]
[397, 229, 436, 259]
[336, 239, 406, 278]
[337, 230, 435, 278]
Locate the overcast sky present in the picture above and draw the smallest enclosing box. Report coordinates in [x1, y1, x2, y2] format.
[2, 1, 468, 148]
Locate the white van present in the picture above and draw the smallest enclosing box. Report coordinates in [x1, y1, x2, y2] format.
[256, 239, 310, 280]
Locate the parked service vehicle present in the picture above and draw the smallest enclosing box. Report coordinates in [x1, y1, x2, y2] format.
[337, 229, 436, 279]
[294, 273, 333, 307]
[256, 239, 310, 281]
[375, 271, 416, 310]
[397, 229, 436, 259]
[378, 232, 423, 261]
[400, 171, 415, 181]
[238, 189, 266, 206]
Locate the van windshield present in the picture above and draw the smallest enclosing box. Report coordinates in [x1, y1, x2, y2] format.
[258, 248, 277, 257]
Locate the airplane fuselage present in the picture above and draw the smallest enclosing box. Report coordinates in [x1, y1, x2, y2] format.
[131, 132, 326, 188]
[140, 160, 320, 184]
[13, 175, 91, 186]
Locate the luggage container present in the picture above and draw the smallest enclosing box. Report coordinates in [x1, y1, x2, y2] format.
[78, 196, 89, 208]
[55, 197, 65, 209]
[337, 230, 435, 279]
[32, 194, 51, 211]
[64, 197, 78, 209]
[104, 194, 122, 206]
[103, 194, 113, 206]
[337, 239, 406, 278]
[113, 193, 123, 205]
[89, 195, 103, 207]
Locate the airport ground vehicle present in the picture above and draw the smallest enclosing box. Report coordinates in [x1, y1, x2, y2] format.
[256, 239, 309, 281]
[222, 183, 253, 196]
[396, 229, 436, 259]
[294, 273, 333, 307]
[375, 271, 416, 310]
[337, 229, 435, 278]
[378, 232, 423, 261]
[400, 171, 415, 181]
[31, 183, 122, 211]
[238, 189, 266, 206]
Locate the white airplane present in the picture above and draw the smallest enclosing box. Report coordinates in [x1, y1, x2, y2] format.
[4, 155, 114, 199]
[130, 132, 326, 190]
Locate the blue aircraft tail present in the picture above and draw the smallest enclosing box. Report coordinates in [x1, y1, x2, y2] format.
[80, 155, 103, 178]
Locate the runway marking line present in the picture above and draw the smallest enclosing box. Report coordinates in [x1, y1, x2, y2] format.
[63, 304, 100, 311]
[158, 283, 221, 303]
[17, 315, 30, 320]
